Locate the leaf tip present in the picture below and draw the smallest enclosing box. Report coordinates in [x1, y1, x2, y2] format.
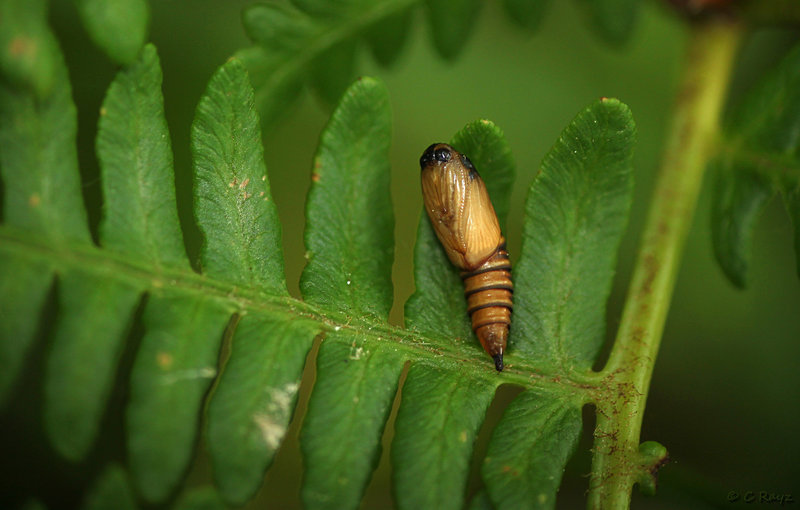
[348, 75, 386, 95]
[719, 257, 748, 289]
[222, 55, 248, 74]
[592, 96, 637, 136]
[596, 95, 629, 112]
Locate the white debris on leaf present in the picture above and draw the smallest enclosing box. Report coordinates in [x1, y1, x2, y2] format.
[253, 382, 300, 449]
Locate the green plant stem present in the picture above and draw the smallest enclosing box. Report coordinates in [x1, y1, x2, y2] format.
[588, 18, 743, 509]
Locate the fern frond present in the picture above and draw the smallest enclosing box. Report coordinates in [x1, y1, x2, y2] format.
[0, 5, 639, 508]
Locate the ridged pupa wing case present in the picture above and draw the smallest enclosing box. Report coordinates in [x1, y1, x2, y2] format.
[420, 143, 513, 371]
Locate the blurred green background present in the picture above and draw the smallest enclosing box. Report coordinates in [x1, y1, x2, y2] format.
[4, 0, 798, 508]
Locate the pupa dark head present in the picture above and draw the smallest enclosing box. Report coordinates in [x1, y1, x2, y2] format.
[420, 143, 453, 169]
[420, 143, 478, 180]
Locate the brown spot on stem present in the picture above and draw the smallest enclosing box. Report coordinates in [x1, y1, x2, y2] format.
[639, 254, 659, 297]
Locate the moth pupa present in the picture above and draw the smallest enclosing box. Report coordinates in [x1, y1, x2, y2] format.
[420, 143, 512, 371]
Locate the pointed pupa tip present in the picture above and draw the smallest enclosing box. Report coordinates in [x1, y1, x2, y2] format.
[493, 353, 504, 372]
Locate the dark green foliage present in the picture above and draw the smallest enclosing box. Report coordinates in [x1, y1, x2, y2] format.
[0, 253, 52, 405]
[298, 76, 405, 509]
[483, 390, 583, 510]
[19, 500, 48, 510]
[301, 335, 405, 510]
[311, 39, 359, 105]
[425, 0, 483, 59]
[81, 464, 138, 510]
[192, 58, 287, 294]
[4, 1, 800, 508]
[469, 490, 495, 510]
[401, 101, 633, 508]
[392, 363, 496, 510]
[97, 44, 188, 270]
[786, 186, 800, 277]
[74, 0, 149, 64]
[710, 43, 800, 286]
[0, 0, 60, 97]
[575, 0, 639, 44]
[236, 0, 641, 127]
[42, 44, 193, 463]
[711, 160, 774, 287]
[173, 487, 228, 510]
[512, 99, 636, 369]
[206, 312, 319, 505]
[0, 0, 89, 405]
[300, 77, 394, 321]
[0, 3, 654, 509]
[0, 16, 88, 243]
[126, 292, 233, 503]
[503, 0, 551, 31]
[43, 272, 140, 460]
[238, 0, 416, 125]
[365, 6, 413, 66]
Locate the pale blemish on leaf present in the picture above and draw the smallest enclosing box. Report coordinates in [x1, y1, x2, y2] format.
[348, 346, 366, 360]
[253, 413, 286, 450]
[253, 382, 300, 449]
[270, 382, 298, 412]
[160, 367, 217, 384]
[28, 193, 41, 207]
